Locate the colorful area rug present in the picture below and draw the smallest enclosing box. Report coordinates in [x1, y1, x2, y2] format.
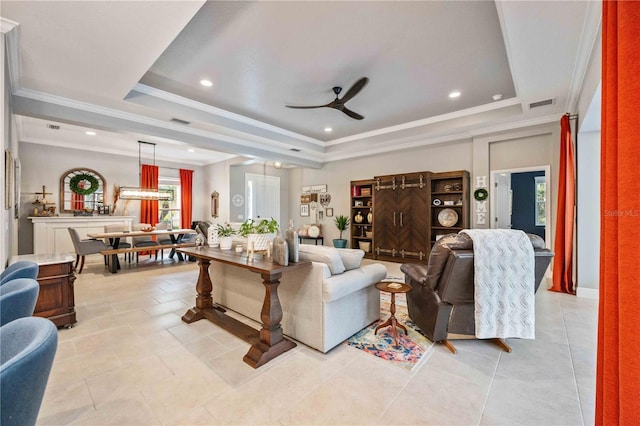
[345, 292, 433, 371]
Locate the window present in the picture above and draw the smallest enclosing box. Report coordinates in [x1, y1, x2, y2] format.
[159, 178, 181, 229]
[535, 176, 546, 226]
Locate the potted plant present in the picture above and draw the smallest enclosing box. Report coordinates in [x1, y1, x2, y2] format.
[333, 215, 350, 248]
[238, 218, 279, 251]
[216, 223, 235, 250]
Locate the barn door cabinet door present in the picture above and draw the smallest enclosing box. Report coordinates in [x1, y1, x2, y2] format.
[373, 172, 430, 262]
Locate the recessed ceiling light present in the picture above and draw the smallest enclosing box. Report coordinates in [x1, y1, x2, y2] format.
[188, 148, 195, 153]
[200, 79, 213, 87]
[493, 94, 503, 101]
[448, 91, 461, 99]
[324, 127, 332, 133]
[85, 131, 96, 136]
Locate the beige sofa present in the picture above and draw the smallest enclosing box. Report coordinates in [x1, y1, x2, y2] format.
[210, 245, 387, 353]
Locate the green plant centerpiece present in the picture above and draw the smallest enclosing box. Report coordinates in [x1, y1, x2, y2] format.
[216, 223, 236, 237]
[333, 214, 350, 248]
[239, 218, 279, 251]
[216, 223, 235, 250]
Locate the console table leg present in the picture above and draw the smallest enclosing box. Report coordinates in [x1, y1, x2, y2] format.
[182, 258, 213, 323]
[243, 272, 296, 368]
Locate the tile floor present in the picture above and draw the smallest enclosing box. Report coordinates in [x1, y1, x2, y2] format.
[37, 256, 597, 425]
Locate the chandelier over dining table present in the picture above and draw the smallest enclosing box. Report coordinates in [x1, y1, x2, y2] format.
[119, 141, 173, 201]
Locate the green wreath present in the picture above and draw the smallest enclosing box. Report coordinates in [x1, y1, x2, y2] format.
[474, 188, 488, 201]
[70, 173, 99, 195]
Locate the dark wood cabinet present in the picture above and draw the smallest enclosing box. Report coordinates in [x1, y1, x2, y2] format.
[350, 179, 375, 258]
[373, 172, 430, 263]
[429, 170, 470, 245]
[10, 254, 77, 328]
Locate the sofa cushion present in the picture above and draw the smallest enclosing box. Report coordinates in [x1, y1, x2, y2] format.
[298, 245, 345, 275]
[337, 249, 365, 271]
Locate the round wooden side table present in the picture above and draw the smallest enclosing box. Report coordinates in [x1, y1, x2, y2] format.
[375, 281, 412, 348]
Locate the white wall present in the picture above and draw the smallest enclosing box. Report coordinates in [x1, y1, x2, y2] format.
[2, 31, 20, 268]
[17, 142, 206, 254]
[576, 131, 600, 293]
[289, 128, 562, 247]
[288, 140, 474, 242]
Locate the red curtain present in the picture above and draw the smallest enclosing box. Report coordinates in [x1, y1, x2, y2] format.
[179, 169, 193, 230]
[597, 2, 640, 424]
[550, 114, 576, 294]
[140, 164, 158, 227]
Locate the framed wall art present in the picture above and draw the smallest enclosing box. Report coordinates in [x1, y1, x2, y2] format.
[5, 150, 14, 210]
[300, 203, 310, 217]
[326, 208, 333, 217]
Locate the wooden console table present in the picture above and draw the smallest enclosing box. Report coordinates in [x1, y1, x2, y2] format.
[10, 253, 77, 328]
[178, 246, 311, 368]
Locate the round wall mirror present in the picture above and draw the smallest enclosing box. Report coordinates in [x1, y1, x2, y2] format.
[60, 168, 106, 213]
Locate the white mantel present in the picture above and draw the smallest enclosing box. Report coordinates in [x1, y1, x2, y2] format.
[29, 216, 135, 255]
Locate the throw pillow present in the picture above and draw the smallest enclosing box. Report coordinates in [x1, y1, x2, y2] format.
[298, 245, 346, 275]
[336, 248, 364, 271]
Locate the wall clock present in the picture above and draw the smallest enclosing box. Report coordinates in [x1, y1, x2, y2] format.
[232, 193, 244, 207]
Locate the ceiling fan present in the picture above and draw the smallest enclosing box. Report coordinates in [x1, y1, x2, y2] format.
[286, 77, 369, 120]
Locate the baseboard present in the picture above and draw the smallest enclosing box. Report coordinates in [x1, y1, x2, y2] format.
[576, 287, 599, 299]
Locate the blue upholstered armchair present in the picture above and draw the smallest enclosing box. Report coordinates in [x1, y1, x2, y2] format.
[1, 316, 58, 426]
[0, 278, 40, 326]
[0, 260, 39, 285]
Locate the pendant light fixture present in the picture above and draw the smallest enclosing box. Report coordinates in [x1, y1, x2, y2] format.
[119, 141, 173, 201]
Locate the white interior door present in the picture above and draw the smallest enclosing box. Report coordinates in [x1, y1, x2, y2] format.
[245, 173, 280, 224]
[494, 173, 512, 229]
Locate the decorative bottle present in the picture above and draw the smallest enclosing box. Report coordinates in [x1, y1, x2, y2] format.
[285, 219, 299, 262]
[273, 228, 289, 266]
[355, 211, 364, 223]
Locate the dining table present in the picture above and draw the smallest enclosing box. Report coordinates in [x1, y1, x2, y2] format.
[87, 228, 197, 273]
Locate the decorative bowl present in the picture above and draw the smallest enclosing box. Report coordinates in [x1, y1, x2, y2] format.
[437, 209, 459, 227]
[141, 227, 156, 232]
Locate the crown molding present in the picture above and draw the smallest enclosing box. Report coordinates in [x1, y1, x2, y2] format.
[1, 18, 21, 94]
[565, 0, 602, 113]
[325, 97, 522, 146]
[325, 114, 558, 162]
[13, 88, 326, 165]
[132, 83, 325, 147]
[0, 17, 18, 34]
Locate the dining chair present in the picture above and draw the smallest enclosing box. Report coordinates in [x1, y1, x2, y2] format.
[104, 224, 132, 263]
[1, 316, 58, 426]
[1, 261, 39, 285]
[0, 278, 40, 326]
[67, 228, 111, 273]
[155, 222, 172, 259]
[132, 223, 160, 262]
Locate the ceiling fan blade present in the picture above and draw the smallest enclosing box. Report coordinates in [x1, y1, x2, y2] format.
[339, 77, 369, 104]
[285, 104, 329, 109]
[341, 107, 364, 120]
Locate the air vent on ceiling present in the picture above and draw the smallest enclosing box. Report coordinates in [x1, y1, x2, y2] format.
[290, 148, 301, 152]
[46, 124, 60, 130]
[170, 117, 191, 125]
[529, 98, 555, 109]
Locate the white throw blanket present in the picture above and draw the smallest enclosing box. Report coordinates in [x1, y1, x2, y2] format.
[460, 229, 535, 339]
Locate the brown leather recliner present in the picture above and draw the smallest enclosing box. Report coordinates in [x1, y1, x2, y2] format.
[401, 232, 553, 353]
